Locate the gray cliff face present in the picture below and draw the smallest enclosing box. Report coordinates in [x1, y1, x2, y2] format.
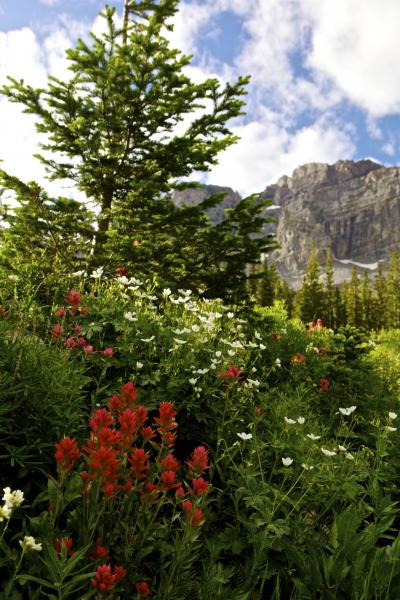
[172, 185, 241, 223]
[261, 159, 400, 285]
[171, 160, 400, 286]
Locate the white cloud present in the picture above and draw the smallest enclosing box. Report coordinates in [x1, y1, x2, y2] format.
[39, 0, 62, 5]
[302, 0, 400, 116]
[206, 114, 355, 195]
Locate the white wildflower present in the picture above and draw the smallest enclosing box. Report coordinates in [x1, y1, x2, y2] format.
[174, 338, 187, 345]
[385, 426, 397, 432]
[124, 312, 137, 322]
[215, 351, 222, 358]
[301, 463, 314, 471]
[339, 406, 357, 416]
[306, 433, 321, 441]
[282, 457, 293, 467]
[90, 266, 104, 279]
[297, 417, 305, 425]
[284, 417, 296, 425]
[247, 378, 260, 388]
[254, 331, 262, 340]
[19, 536, 42, 552]
[189, 378, 198, 385]
[345, 452, 355, 460]
[0, 504, 12, 521]
[237, 432, 253, 440]
[338, 445, 347, 452]
[136, 361, 143, 369]
[389, 412, 398, 420]
[321, 448, 336, 457]
[191, 324, 200, 332]
[259, 344, 266, 350]
[227, 312, 234, 318]
[275, 358, 281, 367]
[141, 336, 155, 343]
[71, 270, 85, 277]
[3, 487, 24, 509]
[228, 350, 236, 357]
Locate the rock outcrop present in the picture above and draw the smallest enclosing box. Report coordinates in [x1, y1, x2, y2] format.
[172, 160, 400, 286]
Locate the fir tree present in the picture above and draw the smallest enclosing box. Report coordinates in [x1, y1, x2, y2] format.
[360, 270, 373, 330]
[294, 242, 324, 323]
[0, 1, 277, 301]
[372, 263, 388, 329]
[386, 250, 400, 328]
[323, 248, 336, 328]
[346, 266, 361, 327]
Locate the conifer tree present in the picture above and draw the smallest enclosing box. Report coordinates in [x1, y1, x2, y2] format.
[386, 250, 400, 327]
[346, 266, 361, 327]
[360, 270, 373, 330]
[323, 248, 336, 328]
[0, 1, 277, 300]
[294, 241, 324, 323]
[373, 263, 388, 329]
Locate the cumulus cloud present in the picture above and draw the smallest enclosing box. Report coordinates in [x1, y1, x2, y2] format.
[205, 114, 355, 195]
[302, 0, 400, 116]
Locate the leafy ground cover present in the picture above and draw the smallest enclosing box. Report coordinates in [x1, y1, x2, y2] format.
[1, 269, 400, 599]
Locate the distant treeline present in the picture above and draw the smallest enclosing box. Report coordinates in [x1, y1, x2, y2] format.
[249, 243, 400, 331]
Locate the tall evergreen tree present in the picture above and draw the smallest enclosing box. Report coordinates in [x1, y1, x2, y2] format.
[346, 266, 361, 327]
[294, 242, 324, 323]
[0, 1, 276, 300]
[360, 270, 373, 330]
[323, 248, 336, 328]
[373, 263, 388, 329]
[386, 250, 400, 328]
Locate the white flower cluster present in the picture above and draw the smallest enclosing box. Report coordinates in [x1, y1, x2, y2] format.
[0, 487, 24, 522]
[19, 535, 42, 552]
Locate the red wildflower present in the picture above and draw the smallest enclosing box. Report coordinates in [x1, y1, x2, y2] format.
[83, 344, 95, 355]
[102, 347, 114, 358]
[96, 428, 121, 448]
[319, 378, 329, 392]
[154, 402, 177, 432]
[162, 431, 177, 448]
[76, 337, 86, 346]
[316, 319, 323, 329]
[271, 332, 281, 340]
[135, 406, 148, 427]
[74, 324, 81, 334]
[51, 324, 64, 337]
[90, 539, 109, 561]
[161, 470, 179, 490]
[129, 448, 150, 478]
[55, 307, 65, 318]
[115, 267, 128, 276]
[160, 453, 180, 472]
[55, 537, 74, 557]
[121, 381, 138, 406]
[79, 305, 89, 315]
[90, 409, 114, 433]
[254, 406, 262, 415]
[308, 322, 316, 331]
[113, 565, 127, 582]
[64, 337, 77, 349]
[191, 477, 208, 495]
[118, 409, 138, 443]
[55, 437, 80, 472]
[219, 365, 242, 380]
[136, 581, 151, 596]
[291, 353, 305, 364]
[91, 564, 116, 593]
[88, 446, 120, 485]
[182, 500, 204, 526]
[186, 446, 209, 476]
[175, 486, 186, 500]
[107, 395, 123, 414]
[141, 426, 156, 442]
[65, 289, 81, 307]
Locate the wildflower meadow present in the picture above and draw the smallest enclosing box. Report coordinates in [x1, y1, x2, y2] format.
[1, 268, 400, 599]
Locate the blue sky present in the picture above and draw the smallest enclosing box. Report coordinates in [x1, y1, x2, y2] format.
[1, 0, 400, 197]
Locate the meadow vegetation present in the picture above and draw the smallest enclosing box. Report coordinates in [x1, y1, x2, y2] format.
[1, 1, 400, 598]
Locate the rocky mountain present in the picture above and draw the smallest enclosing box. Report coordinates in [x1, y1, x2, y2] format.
[173, 159, 400, 287]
